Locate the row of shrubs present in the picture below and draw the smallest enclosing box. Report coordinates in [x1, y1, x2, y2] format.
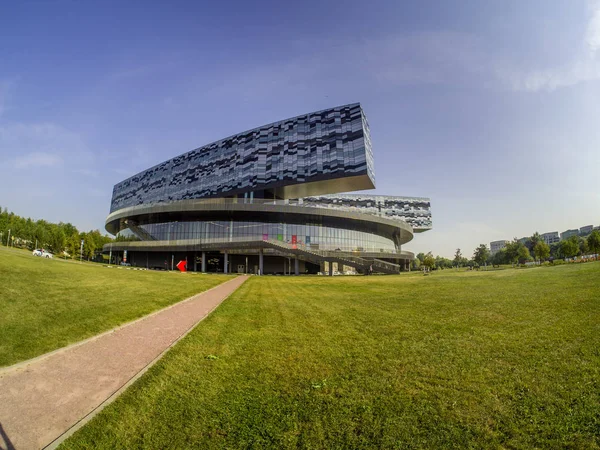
[520, 257, 598, 268]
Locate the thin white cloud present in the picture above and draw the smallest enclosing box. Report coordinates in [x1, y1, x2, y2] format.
[586, 0, 600, 54]
[73, 168, 100, 179]
[0, 119, 111, 232]
[507, 1, 600, 91]
[87, 188, 106, 198]
[201, 24, 600, 99]
[194, 31, 492, 108]
[362, 32, 488, 87]
[0, 122, 94, 172]
[505, 60, 600, 92]
[106, 55, 185, 83]
[107, 64, 157, 82]
[13, 152, 62, 169]
[247, 6, 600, 94]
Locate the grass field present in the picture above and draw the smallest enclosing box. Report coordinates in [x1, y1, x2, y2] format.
[61, 262, 600, 449]
[0, 247, 234, 367]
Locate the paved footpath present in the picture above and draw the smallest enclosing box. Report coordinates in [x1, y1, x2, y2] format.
[0, 275, 248, 450]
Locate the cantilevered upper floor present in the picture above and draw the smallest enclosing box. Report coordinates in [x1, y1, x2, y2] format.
[110, 103, 375, 213]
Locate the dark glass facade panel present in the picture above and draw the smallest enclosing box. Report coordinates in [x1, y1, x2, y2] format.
[110, 103, 375, 213]
[300, 194, 432, 230]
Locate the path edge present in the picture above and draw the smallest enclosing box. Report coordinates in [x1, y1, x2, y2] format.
[0, 275, 240, 377]
[44, 275, 248, 450]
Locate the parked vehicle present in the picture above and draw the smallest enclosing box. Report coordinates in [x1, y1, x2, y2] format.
[32, 249, 53, 258]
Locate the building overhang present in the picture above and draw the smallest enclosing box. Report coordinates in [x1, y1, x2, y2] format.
[105, 199, 414, 245]
[270, 173, 375, 200]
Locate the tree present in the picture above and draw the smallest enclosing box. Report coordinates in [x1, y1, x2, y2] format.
[533, 241, 550, 262]
[453, 249, 462, 267]
[549, 242, 561, 258]
[587, 230, 600, 257]
[517, 245, 532, 264]
[578, 237, 588, 256]
[526, 232, 541, 253]
[66, 233, 80, 259]
[492, 248, 508, 265]
[58, 222, 77, 238]
[416, 253, 425, 264]
[560, 236, 579, 258]
[0, 207, 113, 257]
[422, 252, 435, 271]
[435, 256, 453, 269]
[473, 244, 490, 268]
[33, 223, 49, 249]
[504, 239, 521, 265]
[47, 225, 66, 254]
[412, 258, 421, 270]
[81, 232, 97, 260]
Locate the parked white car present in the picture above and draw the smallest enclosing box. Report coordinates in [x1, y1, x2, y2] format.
[33, 249, 53, 258]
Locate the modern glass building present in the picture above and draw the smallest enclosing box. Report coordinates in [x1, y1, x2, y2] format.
[104, 103, 432, 274]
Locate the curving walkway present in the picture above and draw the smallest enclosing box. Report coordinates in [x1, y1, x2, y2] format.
[0, 275, 248, 450]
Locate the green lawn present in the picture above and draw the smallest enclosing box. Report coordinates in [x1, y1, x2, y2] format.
[0, 247, 235, 367]
[61, 262, 600, 449]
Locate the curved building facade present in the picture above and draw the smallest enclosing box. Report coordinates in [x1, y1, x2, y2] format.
[104, 103, 431, 274]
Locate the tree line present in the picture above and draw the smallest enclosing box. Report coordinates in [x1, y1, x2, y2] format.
[487, 231, 600, 266]
[0, 207, 113, 260]
[415, 230, 600, 270]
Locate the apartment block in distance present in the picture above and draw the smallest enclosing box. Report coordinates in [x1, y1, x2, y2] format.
[490, 240, 509, 255]
[541, 232, 560, 245]
[560, 229, 579, 240]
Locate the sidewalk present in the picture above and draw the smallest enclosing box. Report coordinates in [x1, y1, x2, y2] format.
[0, 275, 248, 449]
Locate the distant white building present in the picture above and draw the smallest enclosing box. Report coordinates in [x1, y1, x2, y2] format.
[541, 232, 560, 245]
[490, 240, 509, 255]
[579, 225, 594, 236]
[561, 229, 579, 240]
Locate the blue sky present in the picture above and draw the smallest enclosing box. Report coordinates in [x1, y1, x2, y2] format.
[1, 0, 599, 258]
